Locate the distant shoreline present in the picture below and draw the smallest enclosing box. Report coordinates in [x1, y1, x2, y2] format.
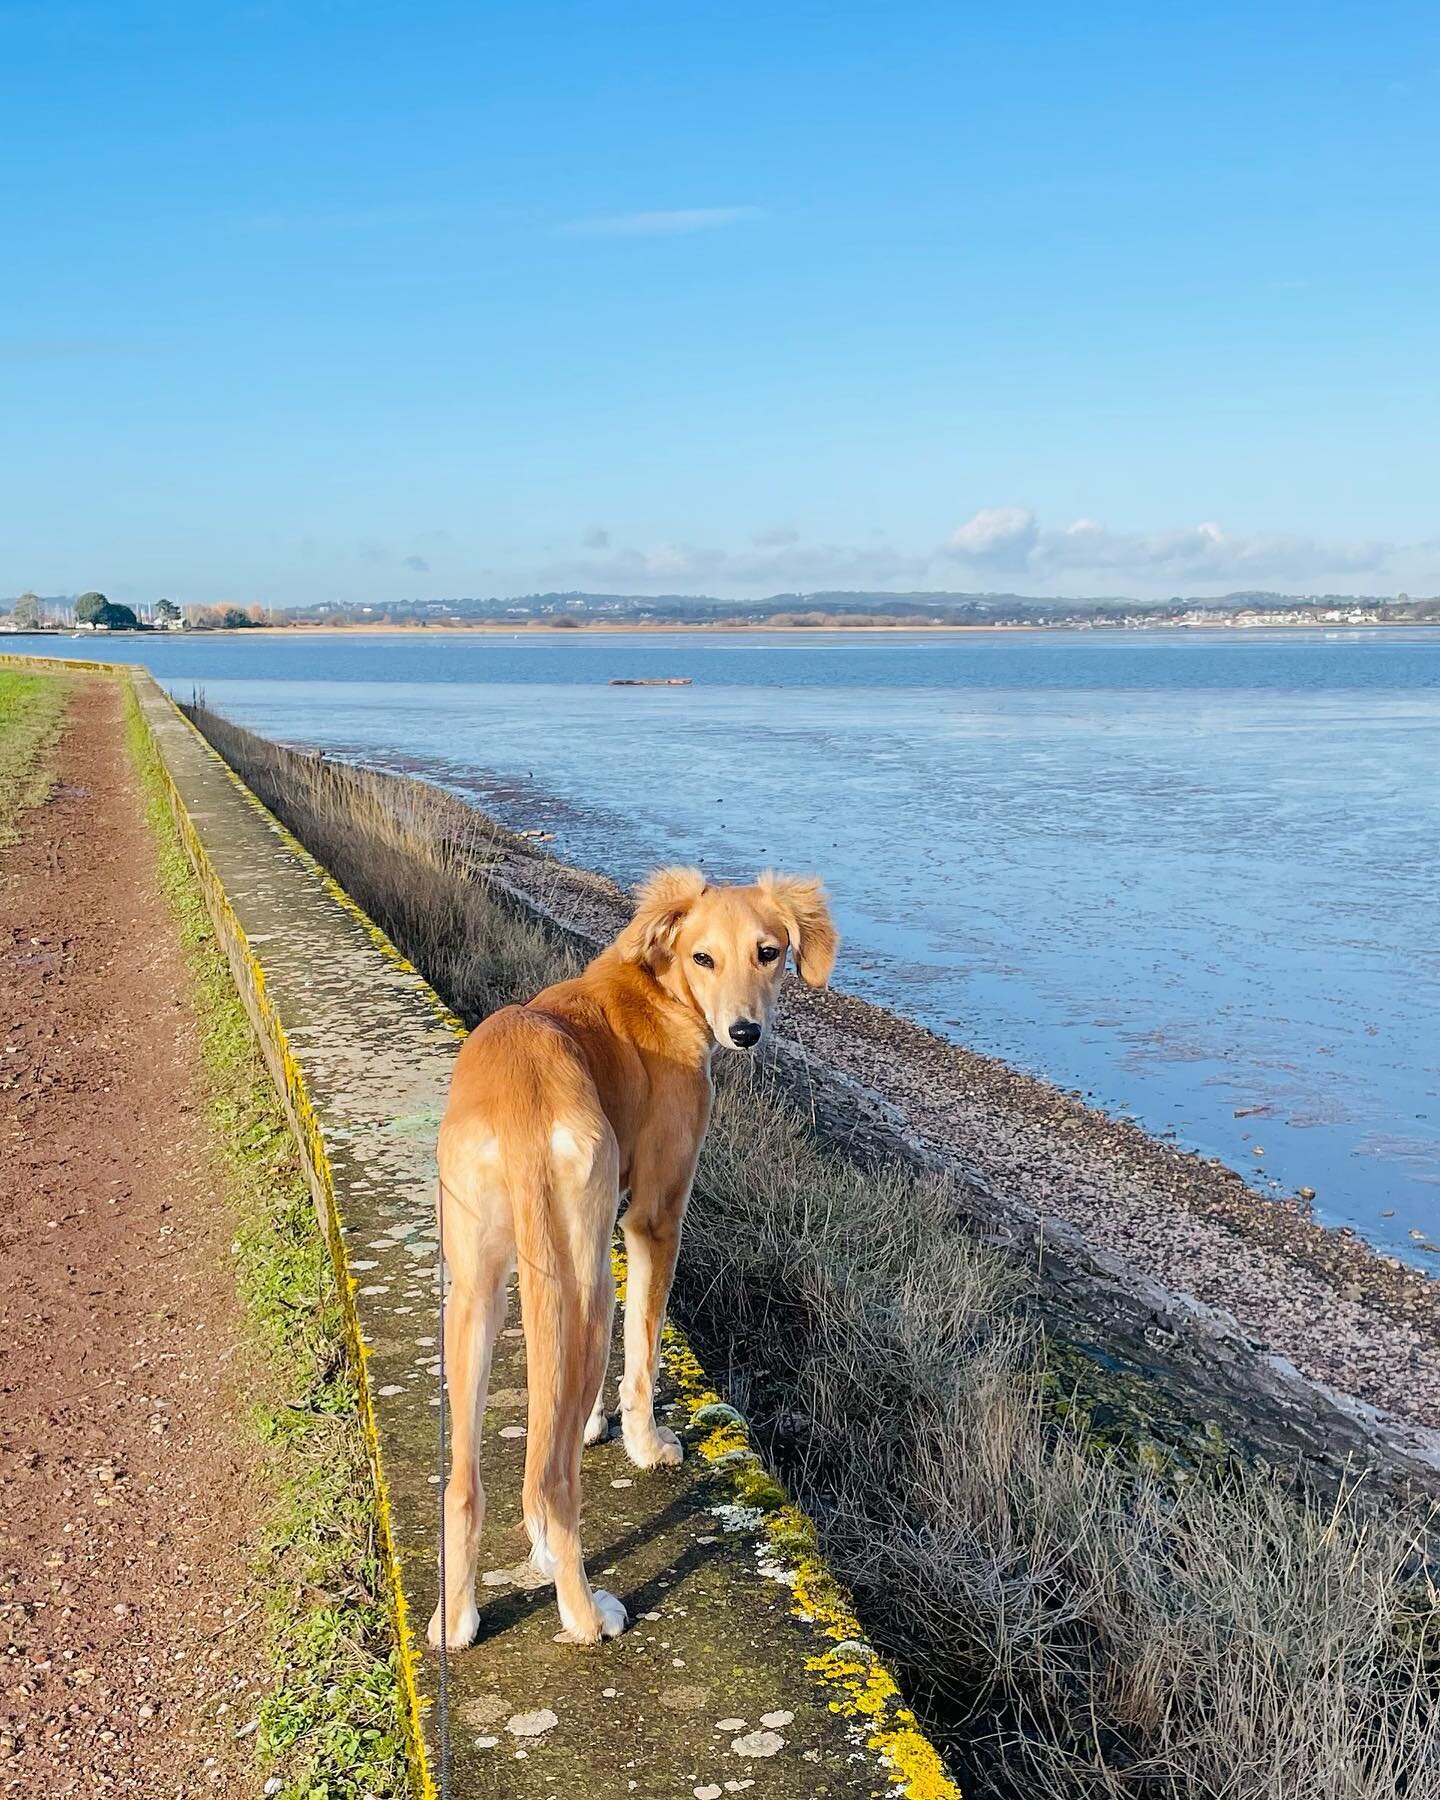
[266, 616, 1440, 637]
[8, 617, 1437, 641]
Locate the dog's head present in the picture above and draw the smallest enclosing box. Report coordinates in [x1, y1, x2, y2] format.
[621, 866, 839, 1050]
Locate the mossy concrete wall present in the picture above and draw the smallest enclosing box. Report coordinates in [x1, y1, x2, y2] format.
[128, 668, 959, 1800]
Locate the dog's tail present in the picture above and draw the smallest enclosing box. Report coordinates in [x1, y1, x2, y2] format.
[511, 1129, 566, 1575]
[507, 1101, 614, 1582]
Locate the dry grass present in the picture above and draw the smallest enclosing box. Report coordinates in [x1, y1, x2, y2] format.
[188, 700, 1440, 1800]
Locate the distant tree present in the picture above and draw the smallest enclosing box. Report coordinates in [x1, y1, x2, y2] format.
[154, 597, 181, 623]
[75, 590, 109, 624]
[12, 591, 43, 628]
[220, 607, 253, 629]
[548, 614, 584, 629]
[95, 601, 139, 629]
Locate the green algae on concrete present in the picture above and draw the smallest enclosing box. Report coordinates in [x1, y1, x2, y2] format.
[129, 670, 960, 1800]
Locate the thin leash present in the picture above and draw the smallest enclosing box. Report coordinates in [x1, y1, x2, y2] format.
[436, 1176, 452, 1799]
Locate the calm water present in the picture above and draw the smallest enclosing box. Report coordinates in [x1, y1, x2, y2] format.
[26, 628, 1439, 1266]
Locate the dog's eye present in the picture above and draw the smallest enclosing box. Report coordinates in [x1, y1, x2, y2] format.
[758, 944, 780, 965]
[692, 951, 715, 969]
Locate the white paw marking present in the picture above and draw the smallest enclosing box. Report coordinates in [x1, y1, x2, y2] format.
[624, 1424, 684, 1470]
[593, 1587, 629, 1638]
[554, 1588, 630, 1642]
[426, 1598, 479, 1650]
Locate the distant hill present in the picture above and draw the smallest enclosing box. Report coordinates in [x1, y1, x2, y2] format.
[8, 588, 1436, 630]
[276, 588, 1437, 627]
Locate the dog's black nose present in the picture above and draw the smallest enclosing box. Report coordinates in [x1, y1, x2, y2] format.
[729, 1019, 762, 1048]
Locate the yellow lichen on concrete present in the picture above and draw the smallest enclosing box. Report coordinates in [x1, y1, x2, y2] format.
[129, 677, 441, 1800]
[661, 1323, 962, 1799]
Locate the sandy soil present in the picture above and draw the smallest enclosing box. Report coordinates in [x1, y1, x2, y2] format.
[0, 680, 268, 1795]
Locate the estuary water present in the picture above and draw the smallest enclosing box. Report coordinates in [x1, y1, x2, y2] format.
[28, 627, 1438, 1266]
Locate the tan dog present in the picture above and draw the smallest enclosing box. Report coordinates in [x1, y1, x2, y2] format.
[427, 867, 838, 1649]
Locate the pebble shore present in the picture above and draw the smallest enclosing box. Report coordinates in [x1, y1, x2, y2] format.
[478, 831, 1440, 1439]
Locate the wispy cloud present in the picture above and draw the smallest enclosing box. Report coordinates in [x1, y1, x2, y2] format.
[543, 533, 923, 592]
[559, 206, 763, 238]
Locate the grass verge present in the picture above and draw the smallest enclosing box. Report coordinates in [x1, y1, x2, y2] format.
[123, 682, 407, 1800]
[0, 666, 72, 842]
[187, 702, 1440, 1800]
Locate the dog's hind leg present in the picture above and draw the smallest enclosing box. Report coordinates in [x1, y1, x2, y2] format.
[428, 1175, 513, 1651]
[518, 1120, 627, 1645]
[582, 1278, 615, 1446]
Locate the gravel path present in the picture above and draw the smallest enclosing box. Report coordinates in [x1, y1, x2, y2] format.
[0, 681, 269, 1796]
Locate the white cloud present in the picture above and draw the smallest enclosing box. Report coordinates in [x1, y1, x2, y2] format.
[559, 206, 763, 238]
[942, 507, 1401, 588]
[945, 505, 1039, 565]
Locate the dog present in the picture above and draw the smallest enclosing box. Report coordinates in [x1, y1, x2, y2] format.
[427, 866, 838, 1649]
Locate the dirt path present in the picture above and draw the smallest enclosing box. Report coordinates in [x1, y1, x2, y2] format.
[0, 678, 268, 1796]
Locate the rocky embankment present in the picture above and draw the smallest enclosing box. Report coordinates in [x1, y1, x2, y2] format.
[285, 746, 1440, 1498]
[433, 809, 1439, 1504]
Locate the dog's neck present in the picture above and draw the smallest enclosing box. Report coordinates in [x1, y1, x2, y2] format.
[595, 943, 715, 1070]
[650, 956, 718, 1066]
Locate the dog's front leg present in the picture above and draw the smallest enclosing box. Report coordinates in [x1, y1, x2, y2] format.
[618, 1180, 691, 1469]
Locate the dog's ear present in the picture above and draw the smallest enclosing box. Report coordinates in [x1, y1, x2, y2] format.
[759, 872, 839, 988]
[620, 865, 707, 969]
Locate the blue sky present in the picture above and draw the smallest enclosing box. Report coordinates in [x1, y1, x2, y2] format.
[4, 1, 1438, 605]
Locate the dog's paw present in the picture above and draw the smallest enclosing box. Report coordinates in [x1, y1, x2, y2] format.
[555, 1588, 629, 1645]
[593, 1587, 629, 1638]
[427, 1597, 479, 1651]
[623, 1424, 684, 1470]
[583, 1406, 612, 1447]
